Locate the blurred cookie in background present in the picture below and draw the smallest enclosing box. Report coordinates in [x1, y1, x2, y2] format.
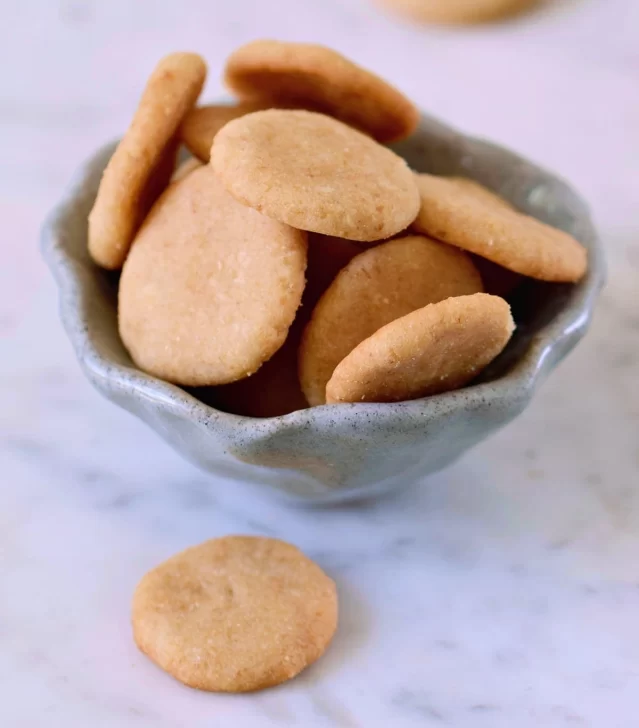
[376, 0, 542, 25]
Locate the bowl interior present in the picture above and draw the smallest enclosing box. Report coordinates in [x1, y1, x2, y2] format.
[41, 110, 604, 501]
[52, 114, 601, 405]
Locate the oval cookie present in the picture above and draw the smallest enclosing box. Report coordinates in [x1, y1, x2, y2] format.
[211, 109, 420, 242]
[89, 52, 207, 270]
[132, 536, 338, 692]
[412, 174, 588, 282]
[299, 235, 484, 406]
[326, 293, 515, 404]
[224, 40, 419, 143]
[119, 166, 307, 387]
[378, 0, 540, 25]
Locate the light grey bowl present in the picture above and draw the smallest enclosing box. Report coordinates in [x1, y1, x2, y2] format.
[41, 112, 605, 504]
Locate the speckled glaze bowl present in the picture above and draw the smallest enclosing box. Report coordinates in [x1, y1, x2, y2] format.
[41, 112, 604, 503]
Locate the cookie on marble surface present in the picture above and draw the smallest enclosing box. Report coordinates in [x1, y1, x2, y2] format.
[299, 234, 483, 406]
[118, 166, 307, 387]
[88, 53, 206, 270]
[378, 0, 540, 25]
[326, 293, 515, 404]
[179, 102, 269, 162]
[224, 39, 419, 143]
[211, 109, 420, 242]
[412, 173, 588, 282]
[132, 535, 338, 692]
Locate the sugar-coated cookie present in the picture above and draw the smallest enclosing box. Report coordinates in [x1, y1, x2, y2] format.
[326, 293, 514, 404]
[89, 53, 206, 270]
[412, 174, 588, 282]
[132, 536, 338, 692]
[224, 40, 419, 143]
[211, 109, 420, 242]
[299, 234, 483, 406]
[119, 166, 307, 386]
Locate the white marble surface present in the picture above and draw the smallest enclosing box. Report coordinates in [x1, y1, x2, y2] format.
[2, 1, 639, 725]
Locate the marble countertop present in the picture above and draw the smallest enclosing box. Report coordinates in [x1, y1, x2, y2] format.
[2, 1, 638, 725]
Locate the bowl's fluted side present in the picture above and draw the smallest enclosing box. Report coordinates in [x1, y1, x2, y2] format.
[41, 113, 605, 503]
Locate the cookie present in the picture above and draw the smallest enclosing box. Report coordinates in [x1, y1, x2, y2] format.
[119, 166, 307, 386]
[171, 156, 202, 182]
[179, 102, 268, 162]
[202, 234, 361, 418]
[224, 40, 419, 143]
[412, 173, 588, 282]
[378, 0, 540, 25]
[211, 109, 420, 242]
[326, 293, 514, 404]
[132, 536, 338, 692]
[88, 53, 206, 270]
[299, 234, 484, 406]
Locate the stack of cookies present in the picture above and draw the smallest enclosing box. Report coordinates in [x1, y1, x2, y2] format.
[88, 40, 587, 418]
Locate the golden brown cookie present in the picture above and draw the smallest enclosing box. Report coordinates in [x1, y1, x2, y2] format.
[119, 166, 307, 387]
[326, 293, 514, 404]
[211, 109, 420, 242]
[132, 536, 338, 692]
[412, 173, 588, 282]
[201, 234, 361, 418]
[378, 0, 540, 25]
[179, 102, 269, 162]
[224, 40, 419, 143]
[171, 156, 202, 182]
[299, 234, 484, 406]
[88, 53, 207, 270]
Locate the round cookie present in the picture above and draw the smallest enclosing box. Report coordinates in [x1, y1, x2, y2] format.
[201, 234, 361, 418]
[132, 536, 338, 692]
[412, 173, 588, 282]
[224, 40, 419, 143]
[119, 166, 307, 387]
[326, 293, 515, 404]
[179, 102, 268, 162]
[299, 235, 484, 406]
[211, 109, 420, 242]
[377, 0, 540, 25]
[89, 53, 207, 270]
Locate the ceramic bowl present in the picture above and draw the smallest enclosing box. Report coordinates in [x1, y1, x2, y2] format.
[41, 111, 605, 503]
